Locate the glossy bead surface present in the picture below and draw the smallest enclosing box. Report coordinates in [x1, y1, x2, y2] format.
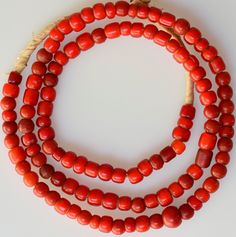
[162, 206, 182, 228]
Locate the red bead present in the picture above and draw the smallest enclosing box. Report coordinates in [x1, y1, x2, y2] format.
[180, 104, 196, 119]
[4, 134, 19, 149]
[217, 137, 233, 152]
[171, 140, 186, 155]
[124, 217, 136, 233]
[43, 73, 58, 87]
[8, 71, 22, 85]
[219, 100, 234, 114]
[172, 126, 190, 142]
[177, 117, 193, 129]
[76, 33, 94, 50]
[67, 204, 81, 219]
[55, 198, 71, 215]
[92, 28, 106, 44]
[143, 24, 158, 39]
[73, 156, 88, 174]
[115, 1, 129, 16]
[150, 214, 163, 229]
[210, 56, 226, 74]
[220, 114, 235, 126]
[36, 48, 52, 63]
[185, 27, 201, 45]
[85, 161, 99, 177]
[18, 119, 34, 134]
[57, 19, 72, 34]
[204, 120, 220, 134]
[128, 4, 138, 18]
[118, 196, 132, 211]
[160, 146, 176, 162]
[26, 143, 41, 157]
[174, 47, 190, 63]
[90, 215, 101, 229]
[9, 146, 26, 164]
[203, 177, 219, 193]
[38, 101, 53, 116]
[62, 178, 79, 195]
[127, 167, 143, 184]
[23, 171, 39, 187]
[120, 21, 132, 36]
[162, 206, 182, 228]
[26, 74, 42, 90]
[199, 133, 217, 150]
[48, 61, 63, 75]
[88, 189, 103, 206]
[102, 193, 118, 210]
[179, 204, 194, 220]
[174, 18, 190, 35]
[51, 171, 66, 187]
[77, 210, 92, 225]
[112, 219, 125, 235]
[130, 22, 144, 38]
[187, 196, 202, 211]
[202, 46, 218, 61]
[131, 197, 146, 213]
[15, 160, 31, 175]
[178, 174, 194, 190]
[159, 12, 175, 27]
[136, 216, 150, 232]
[2, 121, 17, 134]
[20, 105, 35, 119]
[93, 3, 106, 20]
[166, 39, 181, 53]
[41, 87, 56, 102]
[69, 13, 85, 32]
[168, 182, 184, 198]
[105, 2, 116, 19]
[149, 154, 164, 170]
[216, 72, 231, 86]
[44, 38, 60, 53]
[52, 147, 65, 161]
[187, 164, 203, 180]
[200, 91, 217, 105]
[104, 22, 121, 39]
[54, 51, 69, 65]
[195, 188, 210, 203]
[1, 97, 16, 110]
[38, 127, 55, 141]
[204, 105, 220, 119]
[61, 151, 77, 168]
[32, 152, 46, 167]
[195, 38, 209, 52]
[75, 185, 89, 201]
[3, 83, 19, 98]
[190, 66, 206, 81]
[99, 216, 113, 233]
[45, 191, 60, 206]
[81, 7, 95, 23]
[64, 42, 80, 58]
[137, 159, 153, 176]
[157, 188, 173, 206]
[183, 55, 199, 71]
[154, 30, 171, 46]
[2, 110, 17, 122]
[39, 164, 55, 179]
[42, 140, 58, 155]
[218, 85, 233, 100]
[31, 62, 47, 76]
[137, 5, 149, 19]
[23, 89, 39, 105]
[215, 152, 230, 165]
[196, 78, 212, 93]
[148, 7, 162, 22]
[49, 28, 65, 42]
[34, 182, 49, 198]
[98, 164, 113, 181]
[144, 194, 159, 208]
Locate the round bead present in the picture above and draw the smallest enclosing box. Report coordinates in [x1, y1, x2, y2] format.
[157, 188, 173, 206]
[203, 177, 220, 193]
[162, 206, 182, 228]
[136, 215, 150, 232]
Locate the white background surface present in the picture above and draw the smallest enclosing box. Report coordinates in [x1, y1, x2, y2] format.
[0, 0, 235, 236]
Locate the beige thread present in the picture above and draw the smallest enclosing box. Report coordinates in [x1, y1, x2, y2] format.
[13, 1, 193, 104]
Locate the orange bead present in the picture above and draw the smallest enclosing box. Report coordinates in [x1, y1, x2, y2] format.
[23, 171, 39, 187]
